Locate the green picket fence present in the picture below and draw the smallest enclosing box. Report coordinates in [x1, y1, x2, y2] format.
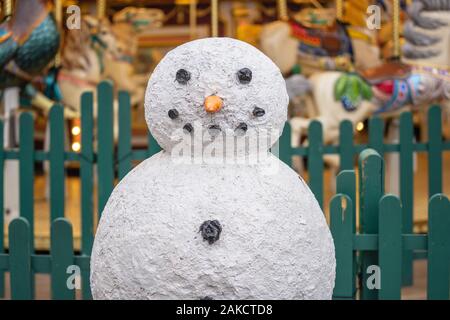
[331, 150, 450, 300]
[0, 81, 449, 299]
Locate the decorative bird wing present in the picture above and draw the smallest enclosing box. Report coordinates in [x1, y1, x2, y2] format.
[0, 22, 19, 68]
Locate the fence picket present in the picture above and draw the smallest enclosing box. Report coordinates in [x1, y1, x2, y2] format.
[97, 81, 115, 217]
[330, 194, 355, 299]
[49, 105, 65, 221]
[339, 120, 354, 171]
[359, 149, 384, 299]
[9, 218, 32, 299]
[17, 113, 35, 297]
[118, 91, 132, 180]
[147, 131, 162, 157]
[19, 113, 35, 247]
[378, 195, 402, 300]
[336, 170, 356, 289]
[368, 117, 384, 156]
[399, 112, 414, 285]
[0, 120, 3, 297]
[428, 106, 442, 197]
[80, 92, 94, 300]
[51, 218, 75, 299]
[278, 122, 293, 167]
[427, 194, 450, 300]
[308, 120, 324, 208]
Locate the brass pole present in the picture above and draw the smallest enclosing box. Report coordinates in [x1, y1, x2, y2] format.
[190, 0, 197, 40]
[393, 0, 401, 58]
[97, 0, 106, 20]
[211, 0, 218, 37]
[277, 0, 288, 21]
[54, 0, 63, 66]
[336, 0, 343, 21]
[4, 0, 13, 20]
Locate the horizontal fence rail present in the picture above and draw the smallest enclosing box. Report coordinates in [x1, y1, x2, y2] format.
[331, 150, 450, 300]
[0, 82, 449, 299]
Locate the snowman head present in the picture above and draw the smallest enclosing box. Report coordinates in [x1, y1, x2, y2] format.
[144, 37, 288, 154]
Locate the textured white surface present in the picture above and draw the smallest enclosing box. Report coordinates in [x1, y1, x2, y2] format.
[90, 38, 335, 300]
[143, 37, 288, 151]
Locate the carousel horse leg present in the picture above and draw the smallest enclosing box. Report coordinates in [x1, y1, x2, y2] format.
[3, 87, 20, 223]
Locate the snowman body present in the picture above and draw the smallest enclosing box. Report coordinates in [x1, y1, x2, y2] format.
[90, 38, 335, 299]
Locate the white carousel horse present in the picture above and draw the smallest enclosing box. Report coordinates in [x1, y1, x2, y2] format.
[108, 7, 165, 107]
[58, 16, 120, 139]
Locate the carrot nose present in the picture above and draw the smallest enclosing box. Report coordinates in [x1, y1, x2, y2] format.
[204, 95, 223, 113]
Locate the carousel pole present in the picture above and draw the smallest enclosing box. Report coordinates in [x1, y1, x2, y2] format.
[336, 0, 343, 21]
[54, 0, 63, 66]
[97, 0, 106, 20]
[393, 0, 400, 58]
[3, 0, 13, 20]
[190, 0, 197, 40]
[211, 0, 218, 37]
[277, 0, 288, 21]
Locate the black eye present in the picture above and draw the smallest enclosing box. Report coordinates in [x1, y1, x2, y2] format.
[176, 69, 191, 84]
[237, 68, 252, 84]
[252, 107, 265, 117]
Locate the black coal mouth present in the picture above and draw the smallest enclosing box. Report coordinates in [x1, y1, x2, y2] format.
[182, 122, 249, 136]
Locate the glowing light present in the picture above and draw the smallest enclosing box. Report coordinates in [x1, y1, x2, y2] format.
[71, 126, 81, 136]
[356, 122, 365, 132]
[72, 142, 81, 152]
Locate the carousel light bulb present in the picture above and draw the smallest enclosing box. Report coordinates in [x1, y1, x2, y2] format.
[72, 142, 81, 152]
[71, 126, 81, 136]
[356, 121, 365, 132]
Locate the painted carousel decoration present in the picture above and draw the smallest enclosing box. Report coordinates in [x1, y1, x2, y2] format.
[1, 0, 61, 221]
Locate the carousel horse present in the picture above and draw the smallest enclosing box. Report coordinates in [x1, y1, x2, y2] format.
[260, 6, 383, 76]
[108, 7, 165, 107]
[286, 2, 450, 180]
[58, 15, 121, 140]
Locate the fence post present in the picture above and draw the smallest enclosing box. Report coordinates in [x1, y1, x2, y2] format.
[147, 132, 162, 157]
[80, 92, 94, 299]
[427, 194, 450, 300]
[378, 195, 402, 299]
[399, 112, 413, 286]
[9, 217, 32, 299]
[19, 113, 35, 247]
[359, 149, 384, 300]
[278, 122, 293, 167]
[97, 81, 115, 217]
[428, 106, 442, 197]
[368, 117, 384, 156]
[330, 194, 355, 299]
[118, 91, 132, 180]
[51, 218, 75, 299]
[0, 120, 4, 297]
[308, 120, 324, 208]
[339, 120, 354, 171]
[49, 105, 65, 221]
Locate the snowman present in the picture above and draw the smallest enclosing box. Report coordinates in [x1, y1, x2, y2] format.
[90, 38, 335, 299]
